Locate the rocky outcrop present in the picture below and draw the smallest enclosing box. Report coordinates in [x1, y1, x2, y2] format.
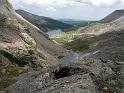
[3, 58, 113, 93]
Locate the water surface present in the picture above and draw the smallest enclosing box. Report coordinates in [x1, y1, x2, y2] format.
[59, 53, 79, 64]
[47, 29, 62, 37]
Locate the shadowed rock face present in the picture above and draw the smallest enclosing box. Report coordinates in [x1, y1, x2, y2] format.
[100, 10, 124, 23]
[53, 66, 84, 79]
[16, 9, 73, 32]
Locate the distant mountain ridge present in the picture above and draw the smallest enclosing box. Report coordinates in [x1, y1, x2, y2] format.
[16, 9, 73, 32]
[59, 19, 93, 26]
[100, 10, 124, 23]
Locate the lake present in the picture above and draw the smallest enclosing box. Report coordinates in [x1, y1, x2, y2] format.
[47, 29, 62, 37]
[59, 53, 80, 64]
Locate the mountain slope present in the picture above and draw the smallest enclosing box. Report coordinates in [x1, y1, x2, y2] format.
[100, 10, 124, 23]
[0, 0, 69, 91]
[0, 0, 68, 67]
[16, 9, 73, 32]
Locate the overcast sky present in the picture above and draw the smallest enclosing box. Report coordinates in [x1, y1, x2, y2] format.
[10, 0, 124, 20]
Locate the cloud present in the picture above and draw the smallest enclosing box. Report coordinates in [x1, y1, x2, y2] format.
[85, 0, 120, 6]
[10, 0, 124, 20]
[10, 0, 73, 11]
[11, 0, 124, 7]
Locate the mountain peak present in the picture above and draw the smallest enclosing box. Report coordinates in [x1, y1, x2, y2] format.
[115, 9, 124, 12]
[100, 9, 124, 23]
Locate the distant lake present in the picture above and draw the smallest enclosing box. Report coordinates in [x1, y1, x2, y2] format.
[47, 29, 62, 37]
[59, 53, 79, 64]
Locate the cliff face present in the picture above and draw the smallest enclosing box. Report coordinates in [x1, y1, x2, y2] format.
[0, 0, 68, 67]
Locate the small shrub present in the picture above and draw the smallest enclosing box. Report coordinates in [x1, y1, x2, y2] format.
[0, 50, 29, 67]
[15, 57, 29, 67]
[28, 49, 34, 55]
[6, 67, 19, 76]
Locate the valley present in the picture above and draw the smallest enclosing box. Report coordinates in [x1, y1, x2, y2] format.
[0, 0, 124, 93]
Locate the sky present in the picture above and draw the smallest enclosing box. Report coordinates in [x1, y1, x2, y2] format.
[10, 0, 124, 20]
